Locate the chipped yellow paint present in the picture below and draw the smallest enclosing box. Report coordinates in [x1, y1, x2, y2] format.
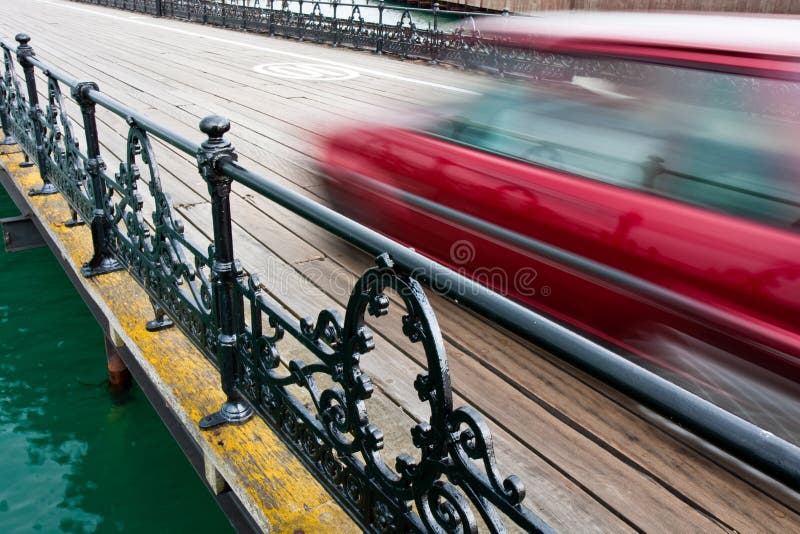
[0, 142, 358, 533]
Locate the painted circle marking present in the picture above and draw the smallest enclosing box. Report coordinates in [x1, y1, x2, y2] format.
[252, 62, 360, 81]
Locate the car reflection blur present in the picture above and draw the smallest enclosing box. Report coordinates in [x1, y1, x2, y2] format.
[318, 13, 800, 443]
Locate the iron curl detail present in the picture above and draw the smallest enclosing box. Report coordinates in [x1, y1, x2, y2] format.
[43, 77, 93, 220]
[111, 123, 215, 356]
[235, 252, 552, 533]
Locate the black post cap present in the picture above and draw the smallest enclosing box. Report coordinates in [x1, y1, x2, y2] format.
[199, 115, 230, 140]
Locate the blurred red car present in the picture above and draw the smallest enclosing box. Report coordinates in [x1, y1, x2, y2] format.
[319, 13, 800, 436]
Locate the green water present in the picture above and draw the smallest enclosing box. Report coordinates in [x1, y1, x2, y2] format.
[0, 186, 234, 533]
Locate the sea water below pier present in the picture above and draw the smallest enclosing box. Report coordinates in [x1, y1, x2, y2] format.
[0, 187, 233, 533]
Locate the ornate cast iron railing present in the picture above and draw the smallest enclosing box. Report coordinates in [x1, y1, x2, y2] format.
[69, 0, 538, 77]
[0, 33, 556, 532]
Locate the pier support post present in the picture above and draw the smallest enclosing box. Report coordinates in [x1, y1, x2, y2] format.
[72, 81, 123, 278]
[105, 334, 132, 391]
[196, 115, 253, 430]
[16, 34, 56, 192]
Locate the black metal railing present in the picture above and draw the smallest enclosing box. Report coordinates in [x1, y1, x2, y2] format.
[70, 0, 540, 76]
[0, 32, 554, 533]
[2, 28, 800, 534]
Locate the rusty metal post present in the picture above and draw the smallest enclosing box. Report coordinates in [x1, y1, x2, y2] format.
[106, 336, 132, 391]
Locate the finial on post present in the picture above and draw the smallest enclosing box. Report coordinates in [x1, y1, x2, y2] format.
[199, 114, 231, 144]
[14, 33, 30, 47]
[15, 33, 34, 64]
[197, 115, 237, 185]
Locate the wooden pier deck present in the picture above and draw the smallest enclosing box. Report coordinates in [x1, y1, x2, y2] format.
[2, 1, 799, 531]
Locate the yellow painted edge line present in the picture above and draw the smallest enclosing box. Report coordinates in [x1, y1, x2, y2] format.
[0, 146, 358, 533]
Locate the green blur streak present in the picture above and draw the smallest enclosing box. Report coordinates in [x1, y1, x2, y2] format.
[0, 186, 234, 533]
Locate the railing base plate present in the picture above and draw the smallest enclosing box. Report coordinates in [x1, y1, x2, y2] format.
[146, 315, 175, 332]
[80, 256, 124, 278]
[199, 401, 254, 430]
[28, 182, 58, 195]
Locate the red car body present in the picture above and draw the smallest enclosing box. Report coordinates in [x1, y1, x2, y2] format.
[318, 14, 800, 424]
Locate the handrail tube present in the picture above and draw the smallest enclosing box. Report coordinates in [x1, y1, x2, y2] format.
[222, 159, 800, 490]
[28, 56, 80, 88]
[87, 89, 201, 154]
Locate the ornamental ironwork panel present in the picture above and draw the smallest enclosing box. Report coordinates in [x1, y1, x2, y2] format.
[337, 6, 376, 51]
[107, 122, 217, 354]
[42, 77, 94, 220]
[234, 253, 553, 532]
[1, 45, 36, 163]
[380, 11, 434, 60]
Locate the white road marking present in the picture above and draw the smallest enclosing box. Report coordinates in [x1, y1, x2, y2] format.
[253, 62, 360, 81]
[35, 0, 481, 95]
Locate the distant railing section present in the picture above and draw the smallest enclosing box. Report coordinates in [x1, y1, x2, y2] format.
[0, 33, 556, 533]
[71, 0, 543, 77]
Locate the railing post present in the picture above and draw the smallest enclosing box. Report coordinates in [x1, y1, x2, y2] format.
[196, 115, 254, 430]
[72, 81, 124, 278]
[377, 1, 384, 54]
[16, 34, 57, 194]
[331, 0, 338, 47]
[498, 7, 510, 77]
[298, 0, 304, 41]
[268, 0, 275, 35]
[431, 2, 439, 64]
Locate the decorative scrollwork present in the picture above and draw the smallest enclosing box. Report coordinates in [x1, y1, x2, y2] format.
[236, 252, 552, 533]
[109, 122, 215, 356]
[42, 77, 93, 219]
[1, 46, 35, 156]
[382, 10, 435, 60]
